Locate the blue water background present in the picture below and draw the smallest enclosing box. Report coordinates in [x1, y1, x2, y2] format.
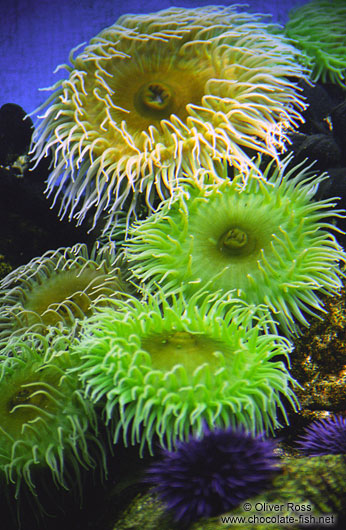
[1, 0, 308, 116]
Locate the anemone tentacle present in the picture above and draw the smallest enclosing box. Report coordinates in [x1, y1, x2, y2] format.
[124, 156, 346, 336]
[30, 5, 308, 229]
[74, 290, 299, 455]
[285, 0, 346, 87]
[0, 335, 106, 497]
[0, 241, 134, 346]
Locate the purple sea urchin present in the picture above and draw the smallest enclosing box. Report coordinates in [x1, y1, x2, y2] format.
[147, 426, 279, 525]
[0, 335, 105, 497]
[125, 157, 346, 336]
[298, 415, 346, 456]
[0, 241, 132, 345]
[75, 290, 298, 454]
[30, 5, 308, 229]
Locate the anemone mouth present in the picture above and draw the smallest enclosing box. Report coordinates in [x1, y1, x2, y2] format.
[3, 371, 60, 439]
[189, 194, 276, 279]
[141, 331, 232, 373]
[111, 61, 212, 136]
[134, 81, 175, 120]
[218, 226, 257, 257]
[8, 383, 51, 412]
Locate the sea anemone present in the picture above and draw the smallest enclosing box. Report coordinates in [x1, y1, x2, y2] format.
[147, 425, 279, 526]
[285, 0, 346, 87]
[0, 241, 133, 345]
[0, 335, 105, 497]
[125, 156, 346, 336]
[75, 290, 298, 455]
[298, 415, 346, 456]
[30, 5, 308, 230]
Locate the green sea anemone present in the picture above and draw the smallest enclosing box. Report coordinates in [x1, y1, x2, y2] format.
[124, 156, 346, 336]
[75, 290, 299, 455]
[285, 0, 346, 87]
[0, 241, 133, 345]
[30, 5, 308, 230]
[0, 335, 105, 497]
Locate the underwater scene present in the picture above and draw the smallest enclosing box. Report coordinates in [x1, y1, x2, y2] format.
[1, 0, 346, 528]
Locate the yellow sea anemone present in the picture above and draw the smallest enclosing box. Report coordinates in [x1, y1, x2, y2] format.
[0, 241, 133, 345]
[31, 5, 308, 229]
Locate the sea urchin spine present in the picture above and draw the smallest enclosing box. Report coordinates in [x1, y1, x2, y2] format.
[147, 425, 279, 525]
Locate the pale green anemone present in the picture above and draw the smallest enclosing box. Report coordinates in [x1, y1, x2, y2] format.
[285, 0, 346, 87]
[30, 5, 308, 230]
[74, 290, 299, 455]
[0, 335, 106, 497]
[124, 156, 346, 336]
[0, 241, 134, 346]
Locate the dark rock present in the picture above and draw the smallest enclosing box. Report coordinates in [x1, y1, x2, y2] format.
[0, 102, 97, 269]
[291, 133, 341, 171]
[299, 83, 333, 134]
[311, 166, 346, 247]
[0, 102, 52, 182]
[331, 100, 346, 152]
[289, 132, 308, 152]
[0, 103, 33, 166]
[317, 167, 346, 208]
[0, 163, 94, 268]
